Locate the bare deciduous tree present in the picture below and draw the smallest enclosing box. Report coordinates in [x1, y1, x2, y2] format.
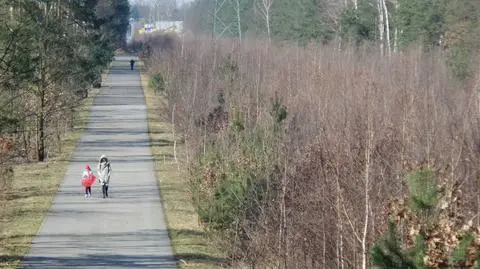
[382, 0, 391, 56]
[138, 32, 480, 269]
[376, 0, 385, 55]
[256, 0, 274, 40]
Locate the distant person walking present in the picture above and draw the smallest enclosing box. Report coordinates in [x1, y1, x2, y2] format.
[97, 155, 112, 198]
[130, 59, 135, 70]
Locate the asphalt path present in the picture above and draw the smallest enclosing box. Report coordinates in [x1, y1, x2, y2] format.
[21, 56, 176, 269]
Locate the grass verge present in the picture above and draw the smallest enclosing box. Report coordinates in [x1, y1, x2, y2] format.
[0, 79, 104, 268]
[139, 59, 228, 268]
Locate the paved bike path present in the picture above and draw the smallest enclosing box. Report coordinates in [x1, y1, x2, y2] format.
[21, 56, 176, 268]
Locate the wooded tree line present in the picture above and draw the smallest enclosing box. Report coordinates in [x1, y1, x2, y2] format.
[183, 0, 480, 47]
[183, 0, 480, 81]
[0, 0, 129, 166]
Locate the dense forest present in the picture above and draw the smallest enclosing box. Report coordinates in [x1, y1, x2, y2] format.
[136, 0, 480, 268]
[0, 0, 130, 168]
[180, 0, 480, 82]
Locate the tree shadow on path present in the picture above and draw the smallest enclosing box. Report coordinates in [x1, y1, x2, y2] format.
[20, 254, 177, 268]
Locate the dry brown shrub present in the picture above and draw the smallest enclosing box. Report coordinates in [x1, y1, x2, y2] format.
[141, 35, 480, 268]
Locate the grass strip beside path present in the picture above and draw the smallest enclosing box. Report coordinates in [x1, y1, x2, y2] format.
[139, 59, 229, 269]
[0, 84, 101, 268]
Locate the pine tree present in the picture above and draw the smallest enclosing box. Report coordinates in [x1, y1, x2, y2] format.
[0, 0, 130, 161]
[371, 166, 480, 269]
[371, 221, 419, 269]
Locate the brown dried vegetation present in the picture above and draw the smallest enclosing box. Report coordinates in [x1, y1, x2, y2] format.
[139, 35, 480, 268]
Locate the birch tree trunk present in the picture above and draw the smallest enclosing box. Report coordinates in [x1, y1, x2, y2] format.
[256, 50, 261, 123]
[336, 170, 345, 269]
[361, 92, 373, 269]
[181, 0, 186, 56]
[257, 0, 274, 40]
[377, 0, 385, 55]
[382, 0, 391, 55]
[266, 7, 270, 40]
[235, 0, 242, 40]
[323, 215, 326, 269]
[393, 0, 399, 52]
[277, 157, 287, 268]
[394, 28, 398, 52]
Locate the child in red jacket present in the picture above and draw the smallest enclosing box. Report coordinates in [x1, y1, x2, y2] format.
[81, 164, 96, 199]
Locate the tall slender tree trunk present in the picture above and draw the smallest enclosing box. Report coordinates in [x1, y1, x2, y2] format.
[338, 181, 345, 269]
[361, 152, 371, 269]
[382, 0, 391, 55]
[321, 179, 327, 269]
[394, 27, 398, 52]
[37, 36, 47, 162]
[361, 93, 373, 269]
[266, 8, 270, 40]
[335, 168, 345, 269]
[393, 1, 399, 52]
[203, 123, 206, 155]
[477, 90, 480, 227]
[56, 120, 61, 154]
[235, 0, 242, 40]
[256, 51, 261, 123]
[282, 156, 288, 268]
[38, 88, 45, 162]
[172, 103, 177, 164]
[377, 0, 385, 55]
[258, 0, 273, 40]
[213, 0, 218, 37]
[322, 216, 326, 269]
[22, 130, 29, 161]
